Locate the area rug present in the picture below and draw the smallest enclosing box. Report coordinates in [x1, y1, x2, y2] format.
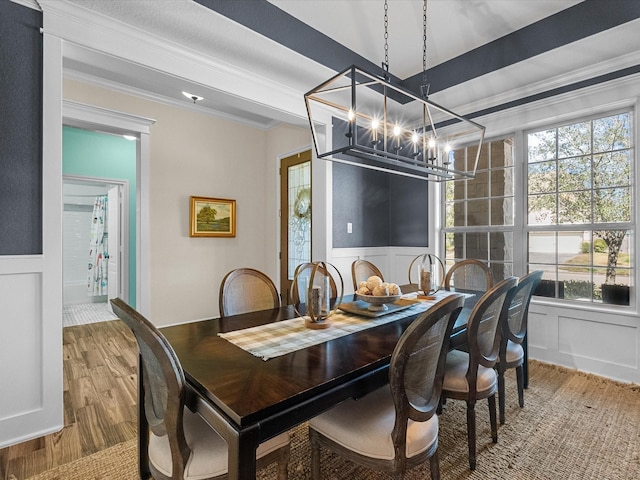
[26, 361, 640, 480]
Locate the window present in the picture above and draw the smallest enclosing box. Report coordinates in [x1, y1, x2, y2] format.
[526, 112, 633, 305]
[443, 137, 515, 282]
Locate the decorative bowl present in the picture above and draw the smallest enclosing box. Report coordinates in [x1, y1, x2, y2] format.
[355, 293, 401, 311]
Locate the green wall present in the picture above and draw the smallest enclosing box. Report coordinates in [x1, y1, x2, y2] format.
[63, 126, 137, 306]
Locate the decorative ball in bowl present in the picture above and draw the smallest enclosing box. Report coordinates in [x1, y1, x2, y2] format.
[355, 277, 402, 311]
[355, 293, 401, 311]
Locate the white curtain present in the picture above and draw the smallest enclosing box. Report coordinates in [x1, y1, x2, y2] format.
[87, 195, 108, 296]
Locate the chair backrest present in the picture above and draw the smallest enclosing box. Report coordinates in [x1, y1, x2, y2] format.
[291, 262, 338, 305]
[219, 268, 281, 316]
[351, 259, 384, 290]
[465, 277, 518, 394]
[110, 298, 190, 479]
[444, 259, 494, 292]
[503, 270, 543, 346]
[388, 293, 465, 463]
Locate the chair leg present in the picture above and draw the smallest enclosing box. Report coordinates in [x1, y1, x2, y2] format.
[429, 450, 441, 480]
[516, 365, 525, 408]
[466, 402, 477, 470]
[276, 444, 290, 480]
[488, 394, 498, 443]
[309, 428, 321, 480]
[498, 368, 506, 425]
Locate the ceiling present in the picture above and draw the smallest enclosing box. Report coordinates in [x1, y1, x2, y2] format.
[57, 0, 640, 129]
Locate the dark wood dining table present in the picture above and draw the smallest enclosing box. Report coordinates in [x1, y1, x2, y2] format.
[153, 292, 470, 480]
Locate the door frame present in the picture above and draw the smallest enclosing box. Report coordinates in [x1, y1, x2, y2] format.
[279, 150, 312, 304]
[62, 175, 130, 304]
[62, 100, 155, 313]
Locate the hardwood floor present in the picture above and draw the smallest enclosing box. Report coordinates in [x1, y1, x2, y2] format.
[0, 320, 138, 480]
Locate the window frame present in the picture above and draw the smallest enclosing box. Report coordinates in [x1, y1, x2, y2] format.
[441, 135, 516, 282]
[523, 108, 635, 308]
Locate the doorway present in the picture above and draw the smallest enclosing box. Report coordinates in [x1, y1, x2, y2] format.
[62, 177, 129, 326]
[280, 151, 312, 304]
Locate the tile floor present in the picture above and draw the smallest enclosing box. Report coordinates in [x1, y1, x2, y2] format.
[63, 302, 118, 327]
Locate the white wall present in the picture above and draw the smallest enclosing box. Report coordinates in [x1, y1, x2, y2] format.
[64, 79, 310, 325]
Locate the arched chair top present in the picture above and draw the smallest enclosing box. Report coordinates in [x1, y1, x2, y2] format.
[351, 259, 384, 291]
[503, 270, 544, 345]
[390, 293, 466, 421]
[219, 268, 281, 317]
[444, 259, 494, 293]
[465, 276, 519, 376]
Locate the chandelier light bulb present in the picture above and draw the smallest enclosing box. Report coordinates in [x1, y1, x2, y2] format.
[393, 124, 401, 137]
[428, 137, 436, 149]
[412, 131, 419, 144]
[371, 118, 380, 143]
[348, 109, 355, 122]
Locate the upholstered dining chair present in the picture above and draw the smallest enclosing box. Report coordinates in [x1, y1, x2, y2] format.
[110, 298, 290, 480]
[496, 270, 543, 425]
[290, 262, 338, 305]
[351, 259, 384, 290]
[439, 276, 518, 470]
[219, 267, 281, 316]
[444, 259, 494, 293]
[308, 293, 466, 480]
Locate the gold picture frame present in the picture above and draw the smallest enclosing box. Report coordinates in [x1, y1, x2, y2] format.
[190, 196, 236, 237]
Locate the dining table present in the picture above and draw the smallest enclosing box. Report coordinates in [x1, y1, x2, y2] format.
[151, 289, 473, 480]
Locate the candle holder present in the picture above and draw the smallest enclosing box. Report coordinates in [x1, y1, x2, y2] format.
[291, 261, 344, 329]
[408, 254, 444, 299]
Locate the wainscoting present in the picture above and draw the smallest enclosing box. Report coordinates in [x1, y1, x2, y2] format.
[528, 300, 639, 384]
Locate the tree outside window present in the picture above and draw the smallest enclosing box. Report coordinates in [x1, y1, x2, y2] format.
[527, 112, 633, 305]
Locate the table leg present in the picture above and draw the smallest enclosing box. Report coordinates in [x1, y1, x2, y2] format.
[226, 424, 260, 480]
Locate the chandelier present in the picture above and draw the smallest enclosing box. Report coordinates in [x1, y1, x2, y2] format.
[304, 0, 485, 181]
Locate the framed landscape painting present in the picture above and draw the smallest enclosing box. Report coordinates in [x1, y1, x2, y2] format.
[190, 196, 236, 237]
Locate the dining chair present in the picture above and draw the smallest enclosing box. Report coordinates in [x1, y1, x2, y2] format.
[110, 298, 290, 480]
[444, 259, 494, 293]
[439, 276, 518, 470]
[219, 267, 281, 316]
[291, 262, 337, 305]
[496, 270, 543, 424]
[351, 259, 384, 290]
[308, 293, 466, 479]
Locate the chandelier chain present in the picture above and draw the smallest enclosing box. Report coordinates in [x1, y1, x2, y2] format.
[422, 0, 427, 75]
[383, 0, 389, 72]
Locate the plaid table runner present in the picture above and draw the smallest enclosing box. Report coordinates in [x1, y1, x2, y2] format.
[219, 290, 459, 360]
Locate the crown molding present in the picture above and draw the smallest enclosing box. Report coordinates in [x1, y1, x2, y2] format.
[63, 69, 280, 131]
[478, 73, 640, 140]
[39, 0, 306, 123]
[441, 49, 640, 119]
[62, 99, 156, 134]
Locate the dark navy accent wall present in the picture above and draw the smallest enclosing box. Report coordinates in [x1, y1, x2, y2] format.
[333, 163, 389, 248]
[388, 173, 428, 247]
[332, 163, 428, 248]
[0, 2, 43, 255]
